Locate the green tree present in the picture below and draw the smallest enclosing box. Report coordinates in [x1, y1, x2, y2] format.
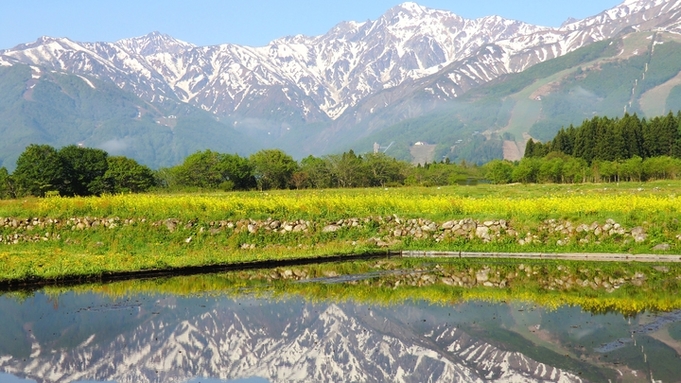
[593, 116, 623, 161]
[326, 150, 366, 188]
[562, 157, 589, 183]
[642, 156, 681, 180]
[249, 149, 298, 190]
[218, 153, 255, 190]
[537, 156, 564, 183]
[0, 167, 16, 199]
[524, 139, 546, 158]
[170, 150, 224, 189]
[642, 114, 678, 157]
[658, 112, 679, 156]
[511, 157, 541, 183]
[300, 155, 332, 189]
[102, 156, 156, 193]
[364, 153, 405, 187]
[620, 113, 644, 158]
[421, 163, 452, 186]
[483, 159, 514, 184]
[58, 145, 109, 196]
[168, 150, 255, 190]
[573, 118, 597, 163]
[595, 160, 619, 182]
[551, 128, 574, 155]
[13, 144, 67, 197]
[620, 156, 643, 182]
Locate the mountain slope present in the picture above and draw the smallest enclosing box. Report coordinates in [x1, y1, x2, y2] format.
[0, 298, 591, 383]
[1, 0, 681, 164]
[3, 0, 679, 124]
[352, 29, 681, 164]
[0, 5, 548, 123]
[0, 64, 252, 170]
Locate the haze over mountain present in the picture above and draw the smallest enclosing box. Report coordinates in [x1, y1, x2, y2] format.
[1, 0, 681, 168]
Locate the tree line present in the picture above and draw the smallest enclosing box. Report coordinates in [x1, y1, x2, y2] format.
[482, 111, 681, 184]
[0, 144, 156, 198]
[0, 145, 482, 198]
[157, 149, 480, 191]
[7, 109, 681, 198]
[483, 155, 681, 184]
[525, 112, 681, 162]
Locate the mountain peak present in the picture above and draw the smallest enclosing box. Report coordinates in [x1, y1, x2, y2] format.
[560, 17, 579, 27]
[10, 35, 74, 51]
[394, 2, 428, 15]
[117, 31, 194, 55]
[382, 2, 434, 21]
[1, 0, 680, 164]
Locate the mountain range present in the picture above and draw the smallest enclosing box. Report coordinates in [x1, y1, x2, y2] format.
[2, 0, 681, 168]
[0, 294, 605, 383]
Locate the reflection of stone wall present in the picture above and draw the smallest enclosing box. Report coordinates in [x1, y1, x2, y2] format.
[260, 258, 661, 293]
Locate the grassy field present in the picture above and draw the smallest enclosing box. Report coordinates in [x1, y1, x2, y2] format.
[2, 180, 681, 285]
[8, 180, 681, 221]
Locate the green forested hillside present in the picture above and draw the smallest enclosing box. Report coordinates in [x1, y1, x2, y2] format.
[0, 64, 254, 170]
[346, 39, 620, 164]
[360, 32, 681, 164]
[466, 39, 619, 101]
[350, 99, 511, 164]
[529, 39, 681, 141]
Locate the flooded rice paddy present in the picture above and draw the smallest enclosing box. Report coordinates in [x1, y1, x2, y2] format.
[1, 257, 680, 382]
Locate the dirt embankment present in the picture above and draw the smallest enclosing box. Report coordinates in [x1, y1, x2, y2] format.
[503, 140, 522, 161]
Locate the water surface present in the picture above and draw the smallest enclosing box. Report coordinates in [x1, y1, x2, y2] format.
[1, 263, 680, 383]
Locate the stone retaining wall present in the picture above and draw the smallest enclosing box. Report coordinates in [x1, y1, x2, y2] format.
[0, 215, 669, 250]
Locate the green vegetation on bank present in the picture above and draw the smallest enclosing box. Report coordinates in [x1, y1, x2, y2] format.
[1, 181, 681, 285]
[3, 109, 681, 285]
[0, 145, 483, 198]
[1, 144, 155, 198]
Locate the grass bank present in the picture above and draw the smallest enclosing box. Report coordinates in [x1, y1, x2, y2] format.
[2, 181, 681, 285]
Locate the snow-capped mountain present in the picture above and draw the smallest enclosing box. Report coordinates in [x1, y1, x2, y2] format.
[398, 0, 681, 102]
[0, 3, 546, 122]
[0, 302, 586, 383]
[2, 0, 679, 128]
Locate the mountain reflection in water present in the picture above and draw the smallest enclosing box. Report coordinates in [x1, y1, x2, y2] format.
[0, 277, 680, 382]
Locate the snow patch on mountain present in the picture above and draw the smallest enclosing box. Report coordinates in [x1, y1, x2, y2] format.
[0, 303, 587, 383]
[0, 0, 679, 127]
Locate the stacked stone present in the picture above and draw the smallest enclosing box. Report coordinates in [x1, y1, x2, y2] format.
[0, 215, 668, 250]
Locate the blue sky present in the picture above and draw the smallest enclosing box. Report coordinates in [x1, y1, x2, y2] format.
[0, 0, 624, 50]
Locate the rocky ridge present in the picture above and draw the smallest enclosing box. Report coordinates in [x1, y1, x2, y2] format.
[1, 0, 680, 130]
